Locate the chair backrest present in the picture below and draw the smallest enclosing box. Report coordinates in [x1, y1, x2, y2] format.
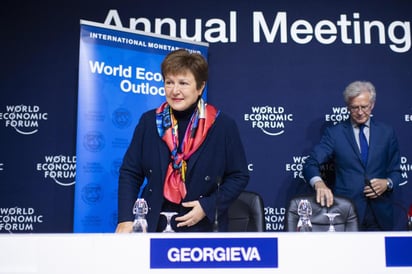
[286, 195, 359, 232]
[228, 191, 266, 232]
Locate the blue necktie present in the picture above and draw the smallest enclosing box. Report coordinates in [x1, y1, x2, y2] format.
[359, 124, 369, 166]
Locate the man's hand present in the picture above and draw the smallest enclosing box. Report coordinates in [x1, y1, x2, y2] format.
[314, 180, 334, 207]
[364, 178, 387, 198]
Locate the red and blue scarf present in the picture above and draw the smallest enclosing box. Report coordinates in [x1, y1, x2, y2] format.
[156, 98, 219, 203]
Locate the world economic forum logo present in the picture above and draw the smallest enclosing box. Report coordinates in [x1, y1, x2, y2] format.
[0, 207, 44, 232]
[244, 106, 293, 136]
[150, 237, 278, 269]
[36, 155, 76, 186]
[0, 105, 48, 135]
[400, 156, 410, 186]
[324, 106, 349, 125]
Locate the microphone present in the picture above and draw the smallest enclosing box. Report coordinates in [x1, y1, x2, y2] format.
[213, 176, 222, 232]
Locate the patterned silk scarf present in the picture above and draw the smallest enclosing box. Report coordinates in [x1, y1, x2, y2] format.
[156, 98, 219, 204]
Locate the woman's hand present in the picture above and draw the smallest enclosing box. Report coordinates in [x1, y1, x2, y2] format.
[115, 221, 133, 233]
[175, 200, 206, 227]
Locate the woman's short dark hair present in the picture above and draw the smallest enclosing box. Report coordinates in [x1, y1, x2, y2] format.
[161, 49, 208, 90]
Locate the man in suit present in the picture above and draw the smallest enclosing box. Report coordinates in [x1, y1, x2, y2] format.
[303, 81, 401, 231]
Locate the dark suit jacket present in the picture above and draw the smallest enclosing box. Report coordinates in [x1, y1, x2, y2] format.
[286, 195, 359, 232]
[303, 118, 401, 230]
[118, 109, 249, 232]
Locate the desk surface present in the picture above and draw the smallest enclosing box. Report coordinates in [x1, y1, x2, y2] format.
[0, 232, 411, 274]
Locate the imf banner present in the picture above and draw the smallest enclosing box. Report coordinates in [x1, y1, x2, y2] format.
[73, 21, 208, 232]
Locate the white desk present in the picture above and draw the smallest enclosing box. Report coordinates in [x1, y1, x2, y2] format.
[0, 232, 411, 274]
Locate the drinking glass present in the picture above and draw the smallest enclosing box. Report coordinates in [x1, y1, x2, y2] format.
[323, 212, 340, 232]
[160, 212, 178, 232]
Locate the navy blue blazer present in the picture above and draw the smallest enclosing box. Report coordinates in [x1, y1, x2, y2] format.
[118, 109, 249, 232]
[303, 118, 401, 230]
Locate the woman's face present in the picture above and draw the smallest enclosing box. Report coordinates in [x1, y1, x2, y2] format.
[164, 70, 204, 111]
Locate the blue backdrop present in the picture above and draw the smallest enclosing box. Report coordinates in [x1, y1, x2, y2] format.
[1, 0, 411, 233]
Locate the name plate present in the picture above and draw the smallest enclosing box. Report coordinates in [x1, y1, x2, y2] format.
[385, 236, 412, 267]
[150, 237, 278, 268]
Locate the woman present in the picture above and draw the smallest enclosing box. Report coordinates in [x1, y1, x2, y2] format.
[115, 49, 249, 232]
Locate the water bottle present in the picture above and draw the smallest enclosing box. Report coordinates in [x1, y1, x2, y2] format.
[132, 198, 148, 233]
[297, 199, 312, 232]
